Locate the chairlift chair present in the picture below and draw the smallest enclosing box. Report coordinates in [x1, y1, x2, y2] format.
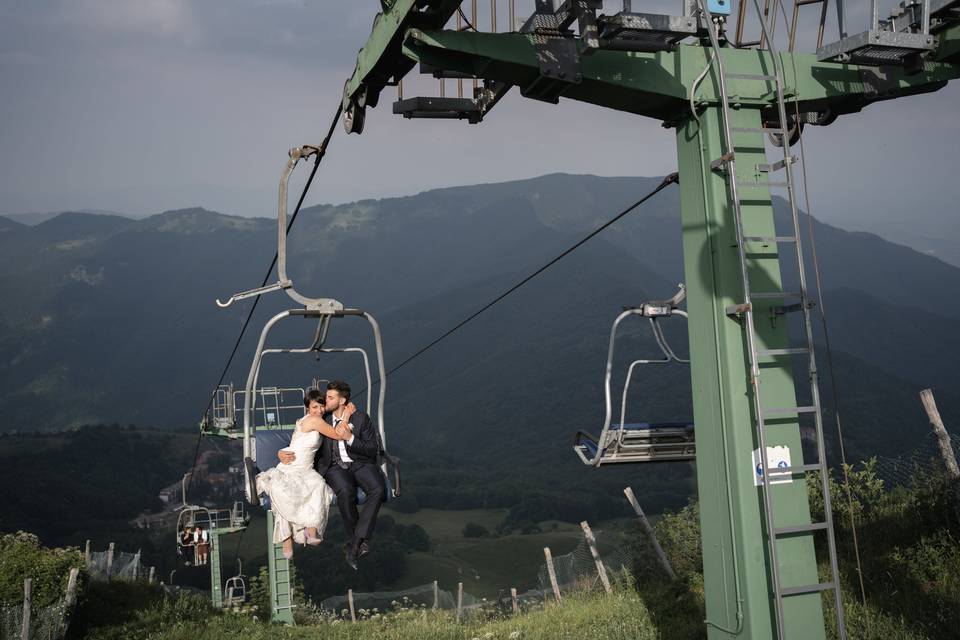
[223, 559, 247, 607]
[236, 313, 401, 507]
[574, 285, 696, 466]
[215, 145, 400, 509]
[174, 473, 213, 557]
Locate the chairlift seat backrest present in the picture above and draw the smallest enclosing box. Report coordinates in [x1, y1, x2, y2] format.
[254, 428, 391, 509]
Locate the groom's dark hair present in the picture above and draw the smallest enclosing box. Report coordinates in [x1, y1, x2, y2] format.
[327, 380, 351, 402]
[303, 388, 325, 408]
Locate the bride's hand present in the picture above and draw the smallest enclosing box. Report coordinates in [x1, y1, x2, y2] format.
[344, 402, 357, 418]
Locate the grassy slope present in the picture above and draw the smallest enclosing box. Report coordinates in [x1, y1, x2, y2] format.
[380, 508, 625, 597]
[75, 586, 657, 640]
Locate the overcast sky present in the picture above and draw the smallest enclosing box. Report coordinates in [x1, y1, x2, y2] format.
[1, 1, 957, 240]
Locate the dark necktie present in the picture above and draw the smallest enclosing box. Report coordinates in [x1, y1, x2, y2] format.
[333, 418, 350, 469]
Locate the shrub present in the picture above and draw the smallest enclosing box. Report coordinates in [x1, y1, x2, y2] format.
[462, 523, 489, 538]
[0, 532, 85, 608]
[396, 524, 430, 551]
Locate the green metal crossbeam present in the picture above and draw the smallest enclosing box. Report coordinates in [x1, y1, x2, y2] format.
[393, 28, 960, 121]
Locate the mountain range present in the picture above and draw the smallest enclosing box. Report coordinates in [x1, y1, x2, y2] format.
[1, 173, 958, 508]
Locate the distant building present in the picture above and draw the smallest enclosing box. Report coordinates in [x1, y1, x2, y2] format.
[158, 481, 182, 505]
[131, 510, 178, 530]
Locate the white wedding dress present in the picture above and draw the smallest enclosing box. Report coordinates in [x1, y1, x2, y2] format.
[255, 419, 333, 545]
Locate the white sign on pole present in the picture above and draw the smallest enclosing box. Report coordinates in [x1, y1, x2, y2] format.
[753, 445, 792, 486]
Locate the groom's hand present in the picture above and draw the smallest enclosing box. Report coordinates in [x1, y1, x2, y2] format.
[278, 450, 296, 464]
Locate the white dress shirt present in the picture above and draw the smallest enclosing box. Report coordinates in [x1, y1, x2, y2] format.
[332, 414, 355, 463]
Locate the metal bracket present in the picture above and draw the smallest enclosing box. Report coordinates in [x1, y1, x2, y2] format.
[216, 144, 343, 312]
[216, 281, 291, 308]
[521, 0, 586, 103]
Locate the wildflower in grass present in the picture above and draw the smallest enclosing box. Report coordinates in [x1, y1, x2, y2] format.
[509, 632, 521, 639]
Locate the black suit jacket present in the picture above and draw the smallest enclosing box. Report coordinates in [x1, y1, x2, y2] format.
[314, 410, 380, 475]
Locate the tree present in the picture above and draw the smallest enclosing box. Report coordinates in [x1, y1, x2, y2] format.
[396, 524, 430, 551]
[462, 522, 489, 538]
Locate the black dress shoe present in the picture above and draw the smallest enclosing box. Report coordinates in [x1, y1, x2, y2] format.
[345, 545, 359, 571]
[357, 540, 371, 560]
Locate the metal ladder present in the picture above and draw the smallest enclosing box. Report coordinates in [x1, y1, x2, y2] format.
[266, 512, 295, 622]
[696, 1, 846, 638]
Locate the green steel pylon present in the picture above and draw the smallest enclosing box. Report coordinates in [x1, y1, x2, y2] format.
[335, 2, 960, 638]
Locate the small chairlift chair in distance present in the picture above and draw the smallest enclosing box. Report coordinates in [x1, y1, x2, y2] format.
[574, 285, 695, 466]
[223, 559, 247, 607]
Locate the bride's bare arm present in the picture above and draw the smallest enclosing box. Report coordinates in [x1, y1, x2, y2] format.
[301, 415, 349, 440]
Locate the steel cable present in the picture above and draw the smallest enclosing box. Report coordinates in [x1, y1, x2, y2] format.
[358, 172, 679, 392]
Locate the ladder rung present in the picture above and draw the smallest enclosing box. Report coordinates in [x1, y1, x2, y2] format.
[743, 235, 798, 244]
[737, 179, 790, 188]
[781, 582, 836, 597]
[763, 405, 818, 416]
[727, 73, 778, 81]
[731, 126, 782, 134]
[772, 302, 806, 315]
[758, 156, 797, 172]
[796, 0, 825, 5]
[778, 463, 824, 474]
[774, 522, 829, 536]
[751, 291, 803, 299]
[757, 347, 808, 356]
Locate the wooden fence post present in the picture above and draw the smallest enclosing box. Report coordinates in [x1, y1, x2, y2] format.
[510, 587, 519, 614]
[148, 566, 156, 584]
[456, 582, 463, 622]
[432, 580, 439, 609]
[106, 542, 115, 578]
[20, 578, 31, 640]
[347, 588, 356, 622]
[84, 540, 91, 569]
[624, 486, 677, 579]
[580, 521, 612, 593]
[64, 568, 79, 609]
[58, 567, 80, 637]
[543, 547, 562, 602]
[920, 389, 960, 520]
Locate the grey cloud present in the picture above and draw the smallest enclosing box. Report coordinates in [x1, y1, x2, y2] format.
[0, 0, 957, 252]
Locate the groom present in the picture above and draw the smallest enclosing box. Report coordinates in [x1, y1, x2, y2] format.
[315, 380, 386, 570]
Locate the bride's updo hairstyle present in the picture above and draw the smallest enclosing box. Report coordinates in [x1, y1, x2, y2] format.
[303, 388, 326, 409]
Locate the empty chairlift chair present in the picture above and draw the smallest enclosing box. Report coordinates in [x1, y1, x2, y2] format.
[223, 560, 247, 607]
[574, 286, 696, 466]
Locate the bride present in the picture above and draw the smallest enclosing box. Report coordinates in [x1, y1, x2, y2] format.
[256, 388, 354, 559]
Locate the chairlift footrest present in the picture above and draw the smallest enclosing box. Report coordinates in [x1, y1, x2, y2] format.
[817, 30, 937, 65]
[596, 12, 698, 52]
[393, 97, 483, 123]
